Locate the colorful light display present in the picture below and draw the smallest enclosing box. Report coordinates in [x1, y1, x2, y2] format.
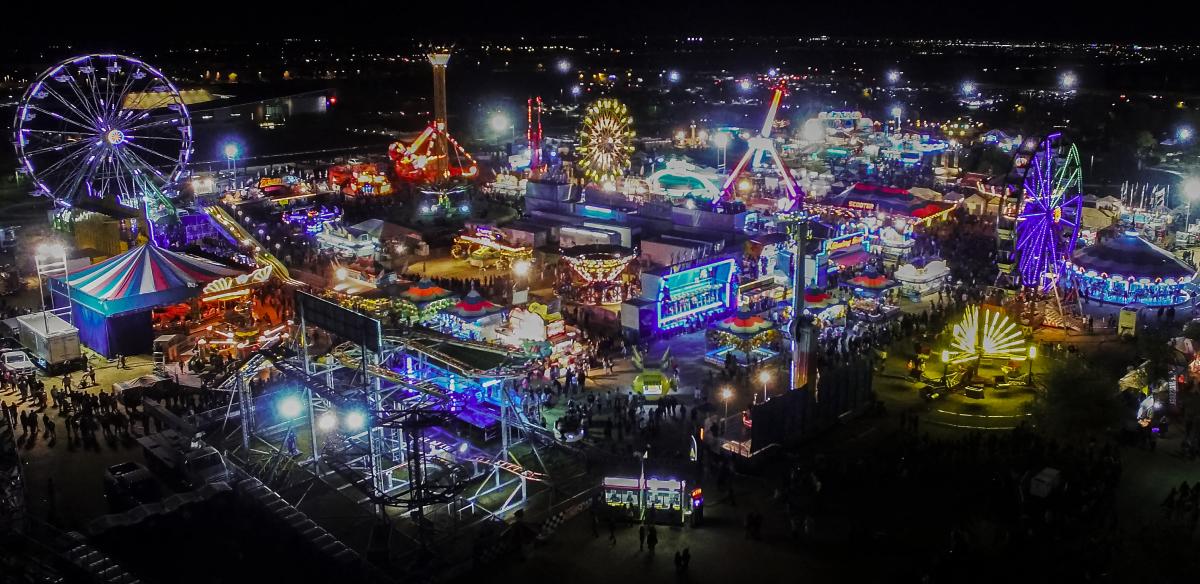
[282, 206, 342, 234]
[578, 98, 634, 185]
[1015, 134, 1083, 290]
[946, 306, 1027, 365]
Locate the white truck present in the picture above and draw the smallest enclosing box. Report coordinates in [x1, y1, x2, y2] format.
[139, 428, 231, 489]
[1, 351, 36, 378]
[15, 311, 86, 374]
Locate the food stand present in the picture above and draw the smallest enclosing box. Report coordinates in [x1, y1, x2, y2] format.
[895, 259, 949, 298]
[433, 289, 505, 342]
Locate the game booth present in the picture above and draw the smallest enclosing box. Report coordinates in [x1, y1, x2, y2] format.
[623, 257, 738, 338]
[51, 244, 242, 357]
[602, 460, 701, 525]
[704, 307, 782, 368]
[494, 303, 585, 368]
[432, 289, 505, 342]
[1066, 231, 1196, 307]
[558, 244, 639, 305]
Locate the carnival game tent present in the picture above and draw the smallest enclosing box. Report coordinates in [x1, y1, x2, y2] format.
[52, 244, 241, 357]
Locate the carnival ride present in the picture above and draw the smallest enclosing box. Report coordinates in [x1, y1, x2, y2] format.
[577, 98, 634, 186]
[13, 54, 193, 235]
[647, 160, 722, 204]
[945, 306, 1027, 366]
[451, 226, 532, 269]
[721, 83, 801, 207]
[1014, 133, 1084, 290]
[387, 124, 478, 183]
[558, 244, 638, 305]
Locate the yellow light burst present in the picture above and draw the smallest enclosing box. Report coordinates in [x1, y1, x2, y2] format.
[947, 306, 1027, 364]
[578, 98, 634, 185]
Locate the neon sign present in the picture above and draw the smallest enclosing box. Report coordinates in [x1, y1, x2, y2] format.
[826, 232, 865, 254]
[848, 200, 875, 211]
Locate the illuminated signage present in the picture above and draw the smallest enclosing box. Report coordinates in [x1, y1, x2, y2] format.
[819, 111, 863, 120]
[848, 200, 875, 211]
[826, 232, 865, 254]
[258, 177, 284, 189]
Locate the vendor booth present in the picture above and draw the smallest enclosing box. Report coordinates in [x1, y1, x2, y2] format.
[433, 289, 505, 341]
[52, 244, 241, 357]
[1066, 231, 1196, 307]
[895, 259, 949, 297]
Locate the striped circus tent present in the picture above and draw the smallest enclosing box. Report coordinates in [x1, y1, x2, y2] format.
[400, 277, 457, 308]
[51, 244, 242, 357]
[712, 306, 775, 338]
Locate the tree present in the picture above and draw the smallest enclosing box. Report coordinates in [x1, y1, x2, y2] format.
[1032, 355, 1124, 438]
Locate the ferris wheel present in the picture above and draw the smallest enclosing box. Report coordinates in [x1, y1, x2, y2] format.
[12, 54, 192, 211]
[1014, 133, 1084, 289]
[577, 98, 634, 186]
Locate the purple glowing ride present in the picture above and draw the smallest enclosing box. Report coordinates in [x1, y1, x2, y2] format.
[1015, 133, 1083, 290]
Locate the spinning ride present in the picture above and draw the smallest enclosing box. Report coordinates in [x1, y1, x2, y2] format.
[945, 306, 1027, 365]
[577, 98, 634, 186]
[13, 54, 192, 231]
[559, 244, 638, 305]
[1014, 133, 1083, 290]
[721, 83, 801, 207]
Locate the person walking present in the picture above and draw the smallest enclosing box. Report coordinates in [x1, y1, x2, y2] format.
[607, 518, 617, 546]
[638, 524, 646, 551]
[646, 524, 658, 554]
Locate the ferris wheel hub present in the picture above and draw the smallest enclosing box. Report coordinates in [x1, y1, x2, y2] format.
[105, 129, 126, 145]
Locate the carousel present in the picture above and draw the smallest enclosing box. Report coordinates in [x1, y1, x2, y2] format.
[558, 244, 639, 305]
[704, 307, 782, 368]
[433, 289, 505, 342]
[843, 267, 900, 322]
[1066, 230, 1196, 307]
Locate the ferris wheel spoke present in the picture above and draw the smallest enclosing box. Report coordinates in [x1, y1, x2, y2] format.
[116, 146, 168, 184]
[38, 85, 101, 131]
[62, 73, 105, 125]
[123, 140, 180, 166]
[119, 117, 178, 133]
[21, 137, 94, 158]
[108, 71, 140, 120]
[34, 141, 100, 178]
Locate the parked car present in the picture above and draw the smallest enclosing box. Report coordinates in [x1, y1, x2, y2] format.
[1, 350, 36, 378]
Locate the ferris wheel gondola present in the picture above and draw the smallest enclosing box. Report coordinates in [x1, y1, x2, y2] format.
[12, 54, 192, 215]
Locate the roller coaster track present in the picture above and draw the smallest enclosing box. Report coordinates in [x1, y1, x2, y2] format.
[203, 204, 305, 287]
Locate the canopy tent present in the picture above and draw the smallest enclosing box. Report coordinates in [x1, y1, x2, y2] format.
[443, 289, 503, 322]
[845, 266, 898, 297]
[711, 307, 775, 338]
[51, 244, 241, 357]
[399, 277, 458, 308]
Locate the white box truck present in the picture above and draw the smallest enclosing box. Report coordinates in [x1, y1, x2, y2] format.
[15, 312, 86, 374]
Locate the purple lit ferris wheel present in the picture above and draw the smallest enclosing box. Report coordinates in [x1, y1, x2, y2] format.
[11, 54, 192, 211]
[1015, 133, 1083, 289]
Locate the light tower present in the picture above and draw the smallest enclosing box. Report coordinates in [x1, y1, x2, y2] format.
[528, 96, 543, 171]
[428, 51, 452, 178]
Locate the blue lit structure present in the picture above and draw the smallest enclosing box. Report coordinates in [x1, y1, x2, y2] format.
[1066, 231, 1195, 306]
[634, 257, 738, 334]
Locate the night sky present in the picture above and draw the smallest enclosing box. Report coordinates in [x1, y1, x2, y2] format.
[4, 2, 1195, 44]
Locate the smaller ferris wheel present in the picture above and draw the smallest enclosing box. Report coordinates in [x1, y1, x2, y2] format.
[12, 54, 193, 211]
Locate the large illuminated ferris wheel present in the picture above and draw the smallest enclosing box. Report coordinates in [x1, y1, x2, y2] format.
[577, 98, 634, 186]
[12, 54, 192, 215]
